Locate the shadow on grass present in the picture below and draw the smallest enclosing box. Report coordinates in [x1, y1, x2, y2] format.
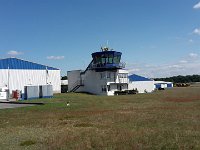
[20, 140, 36, 146]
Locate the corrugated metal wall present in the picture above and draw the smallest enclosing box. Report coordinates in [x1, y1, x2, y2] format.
[0, 69, 61, 94]
[0, 58, 61, 94]
[129, 81, 155, 93]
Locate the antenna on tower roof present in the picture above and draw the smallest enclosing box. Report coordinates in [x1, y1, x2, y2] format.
[106, 40, 109, 47]
[100, 41, 112, 51]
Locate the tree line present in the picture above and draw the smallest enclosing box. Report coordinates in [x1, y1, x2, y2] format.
[61, 75, 200, 83]
[154, 75, 200, 83]
[61, 76, 68, 80]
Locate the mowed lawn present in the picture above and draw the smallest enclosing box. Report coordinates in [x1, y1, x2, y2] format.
[0, 86, 200, 150]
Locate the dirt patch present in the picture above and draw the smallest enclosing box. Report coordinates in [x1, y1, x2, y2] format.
[117, 106, 197, 114]
[73, 123, 94, 128]
[70, 109, 114, 116]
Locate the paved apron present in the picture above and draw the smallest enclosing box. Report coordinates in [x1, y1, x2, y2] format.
[0, 103, 34, 109]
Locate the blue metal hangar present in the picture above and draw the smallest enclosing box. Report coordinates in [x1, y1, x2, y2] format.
[0, 58, 61, 96]
[128, 74, 155, 93]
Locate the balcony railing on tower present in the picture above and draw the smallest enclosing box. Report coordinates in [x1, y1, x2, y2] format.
[90, 62, 125, 69]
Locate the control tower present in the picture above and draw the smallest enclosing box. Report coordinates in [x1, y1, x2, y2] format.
[68, 47, 128, 96]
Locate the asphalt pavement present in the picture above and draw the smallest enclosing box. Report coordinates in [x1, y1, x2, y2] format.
[0, 102, 34, 109]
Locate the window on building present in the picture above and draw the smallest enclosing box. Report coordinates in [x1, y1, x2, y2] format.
[118, 74, 122, 78]
[101, 57, 106, 64]
[100, 73, 104, 79]
[107, 72, 111, 78]
[114, 73, 116, 80]
[117, 85, 123, 91]
[107, 85, 110, 91]
[108, 54, 113, 64]
[96, 56, 101, 64]
[118, 73, 128, 78]
[101, 85, 107, 92]
[113, 55, 121, 64]
[125, 74, 128, 78]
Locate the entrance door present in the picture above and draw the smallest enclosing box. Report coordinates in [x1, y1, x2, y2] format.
[117, 85, 122, 91]
[39, 86, 43, 98]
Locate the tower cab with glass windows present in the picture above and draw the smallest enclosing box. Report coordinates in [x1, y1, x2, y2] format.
[90, 47, 125, 71]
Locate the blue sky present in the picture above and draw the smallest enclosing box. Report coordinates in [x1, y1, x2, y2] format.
[0, 0, 200, 77]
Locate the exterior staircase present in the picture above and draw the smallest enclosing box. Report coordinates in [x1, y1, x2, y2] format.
[70, 80, 84, 92]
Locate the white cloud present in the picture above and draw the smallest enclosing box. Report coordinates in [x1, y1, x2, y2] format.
[179, 60, 188, 63]
[128, 68, 140, 72]
[193, 28, 200, 35]
[127, 53, 200, 78]
[189, 39, 194, 43]
[7, 50, 22, 56]
[46, 56, 65, 60]
[193, 2, 200, 9]
[189, 53, 198, 58]
[168, 65, 182, 69]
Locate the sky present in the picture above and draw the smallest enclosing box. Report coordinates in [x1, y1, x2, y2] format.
[0, 0, 200, 78]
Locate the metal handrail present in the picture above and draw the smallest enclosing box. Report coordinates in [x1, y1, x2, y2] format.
[90, 62, 125, 69]
[70, 79, 84, 92]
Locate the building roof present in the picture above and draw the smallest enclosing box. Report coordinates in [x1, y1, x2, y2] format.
[128, 74, 153, 81]
[154, 81, 173, 84]
[92, 50, 122, 57]
[0, 58, 59, 70]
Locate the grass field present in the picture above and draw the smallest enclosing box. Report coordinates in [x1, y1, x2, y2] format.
[0, 86, 200, 150]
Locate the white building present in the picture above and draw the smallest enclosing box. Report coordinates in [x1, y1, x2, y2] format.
[154, 81, 173, 89]
[128, 74, 155, 93]
[128, 74, 174, 93]
[68, 48, 129, 96]
[0, 58, 61, 97]
[61, 80, 68, 86]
